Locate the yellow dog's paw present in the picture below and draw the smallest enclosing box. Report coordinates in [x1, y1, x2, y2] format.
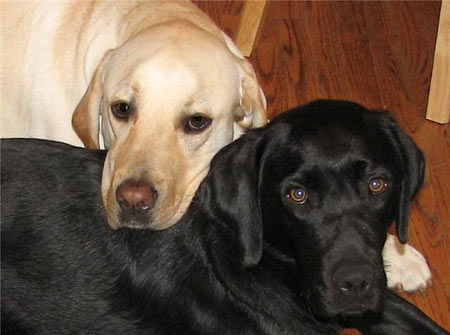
[383, 233, 432, 292]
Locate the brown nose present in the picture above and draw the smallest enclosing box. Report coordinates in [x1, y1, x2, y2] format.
[115, 180, 157, 216]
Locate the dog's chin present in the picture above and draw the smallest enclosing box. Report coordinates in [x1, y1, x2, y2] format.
[114, 207, 182, 230]
[312, 302, 381, 322]
[117, 211, 154, 230]
[310, 288, 383, 321]
[336, 302, 381, 318]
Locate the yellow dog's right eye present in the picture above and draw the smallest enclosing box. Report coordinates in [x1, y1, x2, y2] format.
[111, 102, 132, 120]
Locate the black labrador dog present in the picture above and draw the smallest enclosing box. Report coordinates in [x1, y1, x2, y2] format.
[1, 100, 447, 334]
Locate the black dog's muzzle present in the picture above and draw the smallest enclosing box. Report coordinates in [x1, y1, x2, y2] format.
[330, 258, 382, 315]
[315, 217, 387, 318]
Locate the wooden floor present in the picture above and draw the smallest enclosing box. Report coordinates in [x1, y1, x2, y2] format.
[193, 0, 449, 331]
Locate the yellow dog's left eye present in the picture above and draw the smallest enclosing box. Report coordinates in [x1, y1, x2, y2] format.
[185, 114, 211, 133]
[369, 178, 388, 194]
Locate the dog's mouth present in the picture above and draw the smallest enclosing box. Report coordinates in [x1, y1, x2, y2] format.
[112, 191, 187, 231]
[117, 210, 153, 229]
[335, 300, 381, 317]
[309, 287, 383, 321]
[307, 260, 385, 321]
[111, 178, 158, 229]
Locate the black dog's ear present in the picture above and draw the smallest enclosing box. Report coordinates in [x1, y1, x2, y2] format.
[198, 131, 266, 267]
[380, 113, 425, 244]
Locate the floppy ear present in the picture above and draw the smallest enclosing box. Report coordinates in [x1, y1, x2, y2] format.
[221, 32, 267, 138]
[72, 51, 112, 149]
[198, 130, 266, 267]
[381, 114, 425, 244]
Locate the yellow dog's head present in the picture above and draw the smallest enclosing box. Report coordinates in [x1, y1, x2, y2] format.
[73, 20, 266, 230]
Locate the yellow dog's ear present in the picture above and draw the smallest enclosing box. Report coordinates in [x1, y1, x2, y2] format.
[238, 60, 267, 128]
[72, 52, 112, 149]
[221, 32, 267, 135]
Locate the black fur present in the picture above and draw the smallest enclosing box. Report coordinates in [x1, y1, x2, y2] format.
[1, 100, 447, 334]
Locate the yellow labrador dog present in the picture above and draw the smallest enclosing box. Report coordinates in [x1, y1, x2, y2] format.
[0, 0, 430, 292]
[1, 0, 266, 231]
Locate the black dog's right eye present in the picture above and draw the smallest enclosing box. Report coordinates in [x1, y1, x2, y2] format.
[369, 178, 388, 194]
[111, 102, 132, 120]
[287, 187, 308, 204]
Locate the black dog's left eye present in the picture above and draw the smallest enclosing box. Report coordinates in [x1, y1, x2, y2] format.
[287, 187, 308, 204]
[369, 178, 388, 194]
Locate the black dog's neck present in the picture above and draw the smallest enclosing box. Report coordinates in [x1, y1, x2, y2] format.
[107, 202, 335, 334]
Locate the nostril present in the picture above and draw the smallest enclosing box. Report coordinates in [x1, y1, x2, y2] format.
[116, 180, 157, 214]
[360, 279, 370, 292]
[339, 279, 370, 295]
[340, 281, 351, 294]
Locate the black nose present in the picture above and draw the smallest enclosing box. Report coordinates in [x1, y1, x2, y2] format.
[333, 264, 374, 297]
[116, 180, 157, 216]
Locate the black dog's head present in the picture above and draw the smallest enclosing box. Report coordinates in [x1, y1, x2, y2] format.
[200, 100, 424, 320]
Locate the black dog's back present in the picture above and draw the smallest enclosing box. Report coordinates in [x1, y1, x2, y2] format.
[1, 140, 126, 333]
[2, 138, 105, 211]
[1, 139, 106, 243]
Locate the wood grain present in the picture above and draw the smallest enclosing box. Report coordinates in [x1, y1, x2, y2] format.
[193, 0, 449, 331]
[234, 0, 268, 57]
